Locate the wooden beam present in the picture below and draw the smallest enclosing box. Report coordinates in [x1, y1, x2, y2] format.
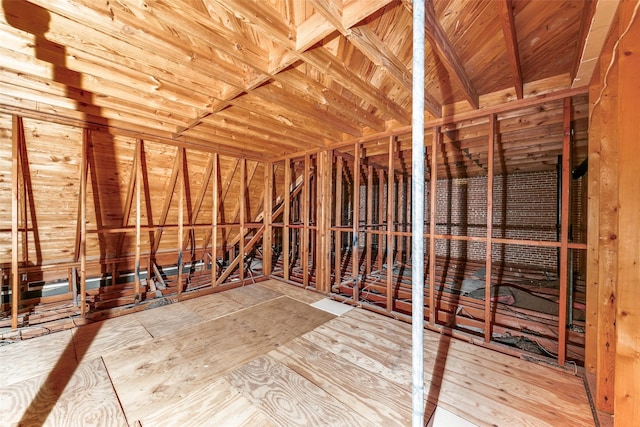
[239, 159, 246, 282]
[263, 161, 273, 276]
[352, 143, 361, 302]
[615, 1, 640, 421]
[377, 169, 385, 272]
[177, 148, 185, 300]
[342, 0, 395, 29]
[134, 139, 142, 303]
[423, 0, 479, 109]
[386, 136, 394, 312]
[316, 150, 332, 292]
[366, 165, 374, 275]
[283, 158, 291, 282]
[335, 156, 343, 290]
[11, 115, 21, 329]
[498, 0, 523, 99]
[211, 153, 219, 287]
[346, 25, 442, 118]
[557, 97, 571, 366]
[302, 155, 310, 287]
[429, 129, 439, 326]
[79, 129, 88, 316]
[595, 27, 619, 412]
[484, 115, 495, 342]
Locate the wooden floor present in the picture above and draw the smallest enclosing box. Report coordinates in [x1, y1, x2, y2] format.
[0, 279, 595, 426]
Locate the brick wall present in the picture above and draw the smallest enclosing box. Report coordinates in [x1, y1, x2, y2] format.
[355, 168, 586, 273]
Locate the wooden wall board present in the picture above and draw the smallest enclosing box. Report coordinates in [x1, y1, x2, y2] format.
[258, 279, 326, 304]
[132, 301, 204, 338]
[270, 336, 412, 425]
[0, 329, 76, 388]
[0, 357, 127, 427]
[71, 314, 152, 362]
[226, 355, 369, 426]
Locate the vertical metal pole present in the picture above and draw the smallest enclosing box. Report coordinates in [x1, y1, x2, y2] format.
[412, 1, 426, 425]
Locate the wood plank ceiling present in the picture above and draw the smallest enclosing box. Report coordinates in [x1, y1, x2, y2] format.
[1, 0, 599, 166]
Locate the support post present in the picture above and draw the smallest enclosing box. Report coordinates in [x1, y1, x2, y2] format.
[263, 161, 273, 276]
[303, 155, 310, 286]
[11, 115, 21, 329]
[335, 156, 343, 289]
[484, 115, 495, 343]
[240, 159, 246, 282]
[412, 1, 426, 424]
[352, 143, 361, 302]
[377, 169, 385, 271]
[134, 139, 142, 303]
[283, 158, 291, 281]
[429, 129, 439, 326]
[316, 150, 332, 292]
[80, 129, 88, 315]
[558, 97, 572, 365]
[212, 153, 219, 286]
[366, 165, 374, 275]
[177, 148, 184, 300]
[386, 136, 395, 312]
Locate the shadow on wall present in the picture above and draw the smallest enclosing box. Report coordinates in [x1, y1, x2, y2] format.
[2, 1, 121, 424]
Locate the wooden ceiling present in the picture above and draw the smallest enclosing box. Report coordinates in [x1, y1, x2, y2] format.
[0, 0, 613, 162]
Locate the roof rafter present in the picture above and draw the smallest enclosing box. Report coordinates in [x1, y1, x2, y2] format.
[309, 0, 442, 118]
[421, 0, 480, 109]
[498, 0, 523, 100]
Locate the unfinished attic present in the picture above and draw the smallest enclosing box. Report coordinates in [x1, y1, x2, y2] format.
[1, 0, 639, 425]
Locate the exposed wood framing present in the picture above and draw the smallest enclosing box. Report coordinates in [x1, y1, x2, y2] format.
[80, 129, 88, 315]
[366, 165, 374, 275]
[283, 158, 291, 282]
[386, 136, 394, 312]
[177, 148, 185, 300]
[315, 150, 332, 293]
[557, 97, 572, 366]
[263, 161, 273, 276]
[352, 143, 361, 302]
[239, 159, 246, 283]
[134, 139, 142, 303]
[211, 153, 219, 286]
[614, 0, 640, 421]
[302, 155, 310, 287]
[498, 0, 523, 99]
[429, 129, 439, 325]
[334, 155, 343, 290]
[11, 115, 21, 329]
[423, 0, 479, 109]
[485, 115, 495, 343]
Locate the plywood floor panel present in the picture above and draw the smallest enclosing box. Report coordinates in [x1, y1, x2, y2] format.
[133, 301, 204, 338]
[0, 357, 127, 427]
[227, 355, 369, 426]
[142, 377, 275, 427]
[320, 307, 594, 426]
[0, 330, 76, 388]
[181, 291, 245, 320]
[271, 336, 412, 425]
[258, 279, 326, 304]
[2, 280, 595, 427]
[72, 314, 152, 361]
[223, 283, 283, 307]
